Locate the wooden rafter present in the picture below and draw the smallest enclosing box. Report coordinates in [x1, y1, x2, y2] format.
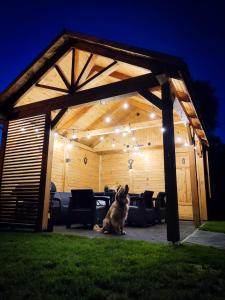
[71, 48, 76, 90]
[51, 108, 68, 129]
[76, 61, 118, 91]
[11, 73, 160, 119]
[138, 90, 163, 110]
[75, 53, 94, 87]
[35, 83, 69, 94]
[55, 64, 71, 90]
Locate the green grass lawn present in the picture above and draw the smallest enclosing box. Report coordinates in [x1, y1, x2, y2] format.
[200, 221, 225, 234]
[0, 232, 225, 300]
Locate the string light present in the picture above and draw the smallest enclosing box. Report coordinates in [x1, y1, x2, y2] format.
[122, 132, 127, 137]
[67, 143, 73, 149]
[87, 134, 91, 139]
[176, 137, 182, 143]
[149, 112, 156, 119]
[21, 127, 25, 132]
[35, 128, 39, 133]
[105, 116, 111, 123]
[54, 132, 58, 138]
[100, 136, 104, 141]
[72, 130, 77, 140]
[184, 142, 189, 147]
[160, 127, 165, 133]
[132, 136, 136, 141]
[115, 128, 120, 134]
[123, 148, 127, 152]
[112, 142, 116, 148]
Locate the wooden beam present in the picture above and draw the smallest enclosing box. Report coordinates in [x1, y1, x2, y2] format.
[75, 53, 94, 87]
[70, 120, 183, 139]
[36, 83, 69, 94]
[71, 48, 76, 90]
[189, 147, 201, 227]
[138, 89, 163, 110]
[55, 65, 71, 91]
[51, 108, 68, 130]
[11, 73, 160, 119]
[161, 81, 180, 243]
[76, 61, 118, 91]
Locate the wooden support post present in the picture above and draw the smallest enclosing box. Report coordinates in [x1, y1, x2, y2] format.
[0, 119, 8, 187]
[161, 81, 180, 243]
[189, 147, 201, 227]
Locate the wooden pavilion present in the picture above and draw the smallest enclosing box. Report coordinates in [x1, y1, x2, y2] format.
[0, 31, 210, 242]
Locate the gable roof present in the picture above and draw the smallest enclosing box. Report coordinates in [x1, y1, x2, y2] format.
[0, 30, 208, 145]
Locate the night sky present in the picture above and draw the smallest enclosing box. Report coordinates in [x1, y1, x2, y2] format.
[0, 0, 224, 141]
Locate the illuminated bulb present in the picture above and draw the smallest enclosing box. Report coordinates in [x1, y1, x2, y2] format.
[21, 127, 25, 132]
[100, 136, 104, 141]
[35, 128, 39, 133]
[101, 100, 106, 105]
[54, 132, 58, 138]
[112, 143, 116, 148]
[72, 133, 77, 139]
[127, 128, 132, 133]
[105, 116, 111, 123]
[134, 146, 139, 152]
[176, 137, 182, 143]
[184, 142, 189, 147]
[160, 127, 165, 133]
[67, 143, 72, 149]
[123, 148, 127, 153]
[123, 103, 129, 109]
[194, 146, 197, 150]
[115, 128, 120, 134]
[150, 112, 156, 119]
[132, 136, 136, 141]
[122, 132, 127, 137]
[87, 134, 91, 139]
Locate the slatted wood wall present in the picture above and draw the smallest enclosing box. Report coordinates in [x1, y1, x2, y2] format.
[0, 115, 47, 230]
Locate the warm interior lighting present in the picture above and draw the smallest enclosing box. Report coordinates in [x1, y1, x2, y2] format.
[21, 127, 25, 132]
[176, 137, 182, 143]
[149, 112, 156, 119]
[100, 136, 104, 141]
[123, 102, 129, 109]
[122, 132, 127, 137]
[160, 127, 165, 133]
[132, 136, 136, 141]
[123, 148, 127, 152]
[35, 128, 39, 133]
[72, 133, 77, 139]
[105, 116, 111, 123]
[184, 142, 189, 147]
[87, 134, 91, 139]
[67, 143, 73, 149]
[54, 132, 58, 138]
[112, 143, 116, 148]
[115, 128, 120, 134]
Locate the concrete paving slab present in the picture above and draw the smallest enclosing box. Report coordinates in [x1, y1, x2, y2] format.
[183, 229, 225, 250]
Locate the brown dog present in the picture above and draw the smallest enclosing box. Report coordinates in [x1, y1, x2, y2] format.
[94, 185, 130, 235]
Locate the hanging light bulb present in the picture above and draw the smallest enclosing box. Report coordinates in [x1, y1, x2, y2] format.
[87, 134, 91, 139]
[123, 148, 127, 152]
[115, 128, 120, 134]
[160, 127, 165, 133]
[100, 136, 104, 141]
[67, 142, 72, 149]
[132, 136, 136, 141]
[184, 142, 189, 147]
[21, 127, 25, 132]
[54, 132, 58, 138]
[35, 128, 39, 133]
[176, 137, 182, 143]
[112, 142, 116, 148]
[122, 132, 127, 137]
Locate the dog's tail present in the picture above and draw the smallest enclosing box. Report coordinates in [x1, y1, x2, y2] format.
[93, 224, 103, 232]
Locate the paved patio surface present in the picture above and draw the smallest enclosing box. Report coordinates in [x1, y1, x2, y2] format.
[54, 221, 195, 243]
[183, 229, 225, 250]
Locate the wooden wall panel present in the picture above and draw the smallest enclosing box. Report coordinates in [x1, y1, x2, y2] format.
[196, 152, 208, 220]
[51, 141, 99, 192]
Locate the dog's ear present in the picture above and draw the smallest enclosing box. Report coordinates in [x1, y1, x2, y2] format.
[124, 184, 129, 194]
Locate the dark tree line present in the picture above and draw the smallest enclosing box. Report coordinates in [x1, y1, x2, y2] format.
[193, 81, 225, 220]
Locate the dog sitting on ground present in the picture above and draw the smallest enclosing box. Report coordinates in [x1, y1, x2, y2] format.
[94, 185, 130, 235]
